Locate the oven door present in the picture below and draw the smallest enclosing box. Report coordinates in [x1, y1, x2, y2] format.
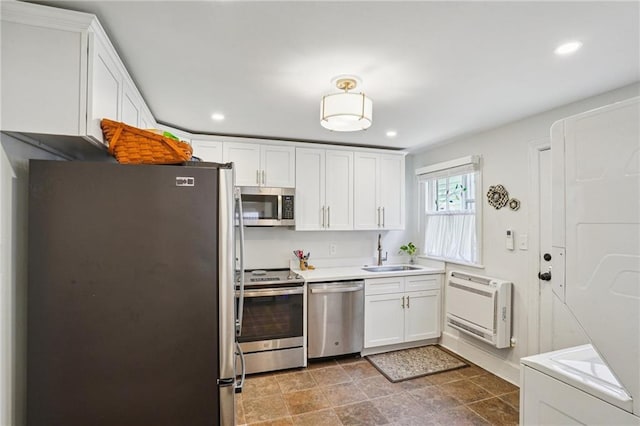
[236, 286, 304, 352]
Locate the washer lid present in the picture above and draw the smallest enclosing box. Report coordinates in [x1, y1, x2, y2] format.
[521, 344, 633, 412]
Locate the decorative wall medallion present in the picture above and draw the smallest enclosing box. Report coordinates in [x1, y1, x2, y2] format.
[508, 198, 521, 211]
[487, 184, 509, 209]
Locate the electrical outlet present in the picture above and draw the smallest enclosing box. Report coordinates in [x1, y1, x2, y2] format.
[329, 244, 337, 256]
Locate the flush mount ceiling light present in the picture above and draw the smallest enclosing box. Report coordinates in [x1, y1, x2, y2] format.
[320, 76, 372, 132]
[555, 41, 583, 56]
[211, 113, 225, 121]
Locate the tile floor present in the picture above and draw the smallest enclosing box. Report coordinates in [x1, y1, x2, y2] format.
[235, 350, 519, 425]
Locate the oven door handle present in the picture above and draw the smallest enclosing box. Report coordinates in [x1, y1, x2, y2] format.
[239, 287, 304, 297]
[310, 285, 363, 294]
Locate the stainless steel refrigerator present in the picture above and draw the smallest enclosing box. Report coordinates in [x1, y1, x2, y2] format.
[27, 160, 241, 426]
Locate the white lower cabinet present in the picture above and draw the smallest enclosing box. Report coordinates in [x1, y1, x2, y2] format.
[364, 274, 442, 349]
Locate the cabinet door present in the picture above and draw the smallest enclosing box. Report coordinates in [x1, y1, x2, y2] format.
[224, 142, 261, 186]
[1, 19, 87, 136]
[364, 293, 405, 348]
[121, 80, 140, 127]
[295, 148, 325, 230]
[191, 140, 223, 163]
[379, 154, 405, 230]
[404, 290, 441, 342]
[325, 150, 353, 230]
[262, 145, 295, 188]
[88, 33, 122, 145]
[354, 152, 380, 230]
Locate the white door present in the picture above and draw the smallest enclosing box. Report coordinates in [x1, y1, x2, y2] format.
[404, 290, 440, 341]
[354, 152, 379, 229]
[191, 140, 223, 163]
[325, 150, 353, 230]
[537, 147, 587, 353]
[364, 293, 405, 348]
[379, 154, 405, 230]
[223, 142, 261, 186]
[295, 148, 325, 231]
[262, 145, 295, 188]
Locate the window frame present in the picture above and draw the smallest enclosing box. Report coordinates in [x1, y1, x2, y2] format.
[416, 156, 483, 267]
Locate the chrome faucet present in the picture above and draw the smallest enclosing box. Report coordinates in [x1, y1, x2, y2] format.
[377, 234, 387, 266]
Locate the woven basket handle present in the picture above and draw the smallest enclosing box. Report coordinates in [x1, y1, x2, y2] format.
[159, 135, 187, 158]
[107, 123, 124, 155]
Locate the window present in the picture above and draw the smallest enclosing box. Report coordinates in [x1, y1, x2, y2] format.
[416, 156, 482, 265]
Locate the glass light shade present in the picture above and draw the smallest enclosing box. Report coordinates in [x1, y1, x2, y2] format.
[320, 92, 373, 132]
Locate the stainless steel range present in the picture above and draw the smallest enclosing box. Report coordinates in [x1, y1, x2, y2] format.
[236, 268, 305, 375]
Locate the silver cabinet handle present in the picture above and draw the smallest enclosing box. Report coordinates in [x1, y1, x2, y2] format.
[406, 295, 410, 308]
[382, 207, 385, 228]
[256, 170, 260, 185]
[262, 170, 265, 185]
[377, 207, 381, 227]
[401, 296, 405, 309]
[310, 286, 363, 294]
[321, 206, 325, 228]
[327, 206, 330, 228]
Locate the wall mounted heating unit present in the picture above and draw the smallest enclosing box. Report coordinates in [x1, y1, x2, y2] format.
[446, 271, 512, 348]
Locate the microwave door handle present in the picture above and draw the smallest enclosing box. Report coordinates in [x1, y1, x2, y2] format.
[235, 189, 245, 337]
[278, 195, 283, 220]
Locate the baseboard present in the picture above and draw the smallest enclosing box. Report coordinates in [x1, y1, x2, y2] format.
[440, 331, 520, 386]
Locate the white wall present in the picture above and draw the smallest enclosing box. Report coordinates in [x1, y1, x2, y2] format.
[408, 82, 640, 384]
[0, 134, 64, 426]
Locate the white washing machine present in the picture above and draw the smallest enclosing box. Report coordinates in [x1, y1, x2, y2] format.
[521, 97, 640, 425]
[521, 345, 638, 425]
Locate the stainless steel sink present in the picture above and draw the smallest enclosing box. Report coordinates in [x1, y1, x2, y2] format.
[362, 265, 422, 272]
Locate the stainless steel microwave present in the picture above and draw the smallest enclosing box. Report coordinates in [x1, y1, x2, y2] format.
[238, 187, 295, 227]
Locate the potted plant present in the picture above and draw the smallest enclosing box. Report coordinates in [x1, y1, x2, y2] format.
[399, 242, 418, 264]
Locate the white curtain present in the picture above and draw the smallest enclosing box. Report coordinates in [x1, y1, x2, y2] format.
[423, 212, 477, 264]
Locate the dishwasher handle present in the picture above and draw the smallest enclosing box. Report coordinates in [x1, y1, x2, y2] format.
[310, 284, 363, 294]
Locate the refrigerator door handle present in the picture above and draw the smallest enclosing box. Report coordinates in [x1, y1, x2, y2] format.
[235, 188, 245, 336]
[235, 341, 246, 393]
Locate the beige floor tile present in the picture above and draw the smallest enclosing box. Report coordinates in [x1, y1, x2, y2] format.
[470, 373, 519, 396]
[248, 417, 294, 426]
[243, 395, 290, 424]
[439, 379, 494, 404]
[276, 371, 318, 393]
[334, 400, 389, 426]
[291, 408, 343, 426]
[467, 397, 519, 425]
[424, 369, 465, 385]
[321, 382, 369, 407]
[242, 376, 282, 400]
[310, 365, 352, 387]
[356, 375, 403, 399]
[341, 360, 380, 380]
[499, 390, 520, 410]
[409, 385, 462, 412]
[369, 392, 428, 420]
[283, 388, 331, 415]
[433, 406, 490, 426]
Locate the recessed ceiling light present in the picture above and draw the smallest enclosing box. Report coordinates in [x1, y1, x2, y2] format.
[554, 41, 582, 56]
[386, 130, 397, 138]
[211, 113, 225, 121]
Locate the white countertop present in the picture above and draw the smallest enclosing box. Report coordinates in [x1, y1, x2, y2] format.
[293, 264, 445, 282]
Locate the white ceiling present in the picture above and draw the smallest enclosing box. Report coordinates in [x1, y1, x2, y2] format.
[28, 1, 640, 151]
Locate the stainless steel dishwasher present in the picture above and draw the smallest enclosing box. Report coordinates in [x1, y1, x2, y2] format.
[307, 280, 364, 358]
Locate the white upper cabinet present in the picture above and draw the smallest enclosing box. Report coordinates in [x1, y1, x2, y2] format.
[354, 152, 405, 230]
[224, 142, 295, 187]
[295, 148, 353, 231]
[191, 138, 223, 163]
[1, 2, 155, 156]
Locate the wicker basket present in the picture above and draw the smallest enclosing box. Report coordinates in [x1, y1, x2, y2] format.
[101, 118, 193, 164]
